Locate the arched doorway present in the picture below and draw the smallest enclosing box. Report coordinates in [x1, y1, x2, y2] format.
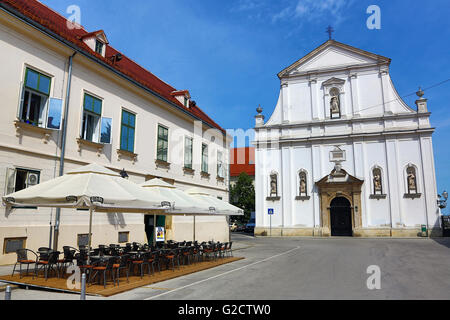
[330, 197, 352, 236]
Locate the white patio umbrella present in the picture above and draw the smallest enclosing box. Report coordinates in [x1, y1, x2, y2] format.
[139, 179, 214, 215]
[185, 187, 244, 216]
[185, 188, 243, 243]
[2, 163, 171, 261]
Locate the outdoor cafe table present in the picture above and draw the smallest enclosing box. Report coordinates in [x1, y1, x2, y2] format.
[89, 255, 115, 261]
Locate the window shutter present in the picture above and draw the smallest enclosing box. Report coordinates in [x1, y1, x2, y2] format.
[46, 98, 63, 129]
[100, 117, 112, 144]
[17, 82, 24, 119]
[5, 168, 16, 196]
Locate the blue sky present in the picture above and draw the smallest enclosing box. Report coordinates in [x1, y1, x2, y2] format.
[41, 0, 450, 207]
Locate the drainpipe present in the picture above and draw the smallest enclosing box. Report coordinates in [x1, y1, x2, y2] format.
[53, 52, 76, 250]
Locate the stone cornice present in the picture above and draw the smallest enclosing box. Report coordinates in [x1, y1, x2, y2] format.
[254, 128, 435, 146]
[254, 112, 432, 131]
[280, 62, 388, 80]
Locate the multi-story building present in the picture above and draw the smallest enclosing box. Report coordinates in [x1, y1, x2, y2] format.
[0, 0, 230, 265]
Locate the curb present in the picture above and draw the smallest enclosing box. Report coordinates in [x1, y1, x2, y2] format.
[0, 283, 19, 292]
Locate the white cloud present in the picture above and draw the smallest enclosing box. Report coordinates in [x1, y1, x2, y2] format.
[231, 0, 264, 12]
[272, 0, 353, 25]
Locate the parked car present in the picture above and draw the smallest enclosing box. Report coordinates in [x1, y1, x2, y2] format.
[235, 222, 246, 232]
[229, 222, 238, 232]
[245, 218, 255, 233]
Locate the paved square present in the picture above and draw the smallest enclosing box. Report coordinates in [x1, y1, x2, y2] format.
[2, 235, 450, 300]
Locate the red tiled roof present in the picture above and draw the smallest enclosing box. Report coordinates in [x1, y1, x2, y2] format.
[230, 147, 255, 177]
[0, 0, 225, 133]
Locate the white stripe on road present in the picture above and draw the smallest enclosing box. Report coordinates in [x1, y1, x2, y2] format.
[144, 246, 301, 300]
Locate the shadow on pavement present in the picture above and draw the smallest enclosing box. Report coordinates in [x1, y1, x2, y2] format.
[431, 237, 450, 249]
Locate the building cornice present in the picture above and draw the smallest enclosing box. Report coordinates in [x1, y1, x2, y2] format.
[253, 128, 435, 146]
[281, 62, 388, 80]
[254, 112, 432, 131]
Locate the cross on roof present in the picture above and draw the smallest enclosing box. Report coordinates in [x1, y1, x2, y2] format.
[326, 25, 334, 40]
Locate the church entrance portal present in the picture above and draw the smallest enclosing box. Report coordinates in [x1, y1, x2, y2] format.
[330, 197, 352, 236]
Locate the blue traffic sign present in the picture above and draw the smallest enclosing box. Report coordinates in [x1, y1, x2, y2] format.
[268, 208, 274, 215]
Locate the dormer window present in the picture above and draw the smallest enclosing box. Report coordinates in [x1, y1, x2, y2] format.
[81, 30, 109, 57]
[95, 40, 104, 55]
[171, 90, 190, 107]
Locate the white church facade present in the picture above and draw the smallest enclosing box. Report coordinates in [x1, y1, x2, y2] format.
[254, 40, 441, 237]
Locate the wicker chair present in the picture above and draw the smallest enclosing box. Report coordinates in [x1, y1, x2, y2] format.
[35, 250, 60, 280]
[89, 257, 114, 288]
[12, 249, 38, 279]
[112, 254, 130, 286]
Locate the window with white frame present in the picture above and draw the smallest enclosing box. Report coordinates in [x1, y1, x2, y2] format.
[184, 136, 193, 169]
[19, 67, 62, 129]
[157, 125, 169, 162]
[95, 40, 104, 55]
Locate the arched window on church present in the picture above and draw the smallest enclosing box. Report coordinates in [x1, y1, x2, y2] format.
[299, 171, 308, 197]
[372, 167, 383, 195]
[406, 165, 418, 194]
[329, 87, 341, 119]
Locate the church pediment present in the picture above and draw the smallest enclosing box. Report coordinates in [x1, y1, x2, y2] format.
[322, 77, 346, 87]
[278, 40, 391, 78]
[316, 168, 364, 187]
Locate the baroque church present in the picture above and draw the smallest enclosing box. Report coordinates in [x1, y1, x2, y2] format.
[254, 39, 440, 237]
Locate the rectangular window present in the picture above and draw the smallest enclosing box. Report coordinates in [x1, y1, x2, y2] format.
[95, 40, 104, 55]
[19, 68, 59, 128]
[5, 168, 40, 195]
[118, 231, 129, 243]
[202, 143, 208, 173]
[157, 125, 169, 162]
[77, 234, 89, 247]
[217, 151, 224, 178]
[3, 237, 26, 254]
[120, 110, 136, 153]
[184, 137, 193, 169]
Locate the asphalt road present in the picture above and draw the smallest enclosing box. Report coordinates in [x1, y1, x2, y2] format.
[2, 234, 450, 300]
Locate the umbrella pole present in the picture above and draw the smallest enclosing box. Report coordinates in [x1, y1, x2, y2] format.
[87, 207, 94, 264]
[193, 215, 196, 242]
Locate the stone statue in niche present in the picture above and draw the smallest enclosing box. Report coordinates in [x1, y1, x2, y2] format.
[270, 174, 278, 197]
[330, 96, 340, 113]
[407, 168, 417, 192]
[299, 174, 307, 196]
[373, 169, 382, 193]
[329, 88, 340, 114]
